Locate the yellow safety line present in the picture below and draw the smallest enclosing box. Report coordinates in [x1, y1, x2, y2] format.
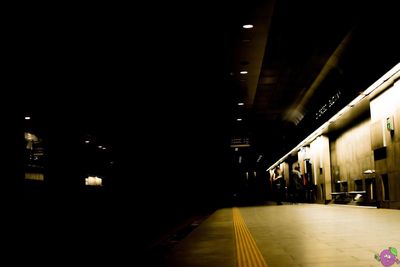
[233, 207, 268, 267]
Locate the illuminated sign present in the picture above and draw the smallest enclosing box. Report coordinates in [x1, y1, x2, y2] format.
[387, 116, 394, 131]
[231, 137, 250, 147]
[315, 91, 341, 120]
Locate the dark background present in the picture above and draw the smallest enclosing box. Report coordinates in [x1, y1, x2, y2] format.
[3, 2, 238, 263]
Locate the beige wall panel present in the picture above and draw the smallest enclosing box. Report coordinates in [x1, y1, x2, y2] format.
[394, 142, 400, 168]
[370, 120, 385, 150]
[375, 159, 387, 174]
[283, 162, 290, 185]
[330, 118, 374, 195]
[361, 156, 373, 172]
[370, 80, 400, 121]
[389, 172, 400, 201]
[322, 136, 332, 200]
[394, 107, 400, 142]
[387, 142, 396, 172]
[310, 136, 332, 201]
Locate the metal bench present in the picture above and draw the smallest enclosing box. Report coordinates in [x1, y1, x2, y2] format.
[348, 191, 367, 201]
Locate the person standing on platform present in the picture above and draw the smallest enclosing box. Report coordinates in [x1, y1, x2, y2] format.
[292, 165, 304, 202]
[271, 166, 284, 205]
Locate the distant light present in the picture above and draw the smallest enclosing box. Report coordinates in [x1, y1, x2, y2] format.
[240, 71, 248, 75]
[25, 172, 44, 181]
[237, 118, 242, 121]
[85, 140, 90, 144]
[25, 116, 31, 120]
[102, 147, 106, 150]
[85, 176, 102, 186]
[24, 132, 38, 142]
[238, 102, 244, 106]
[235, 147, 239, 151]
[98, 145, 103, 149]
[242, 24, 253, 29]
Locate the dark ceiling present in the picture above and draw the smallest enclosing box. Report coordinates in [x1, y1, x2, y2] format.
[10, 1, 399, 175]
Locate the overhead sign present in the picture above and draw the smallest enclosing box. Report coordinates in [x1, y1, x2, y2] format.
[230, 137, 250, 147]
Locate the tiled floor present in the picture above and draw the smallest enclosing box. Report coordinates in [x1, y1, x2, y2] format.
[160, 203, 400, 266]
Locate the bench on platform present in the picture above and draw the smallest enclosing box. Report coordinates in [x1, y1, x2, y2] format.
[348, 191, 367, 200]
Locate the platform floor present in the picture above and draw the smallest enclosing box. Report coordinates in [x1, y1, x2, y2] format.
[158, 203, 400, 267]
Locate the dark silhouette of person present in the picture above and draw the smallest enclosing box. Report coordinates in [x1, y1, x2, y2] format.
[271, 166, 284, 205]
[292, 165, 304, 203]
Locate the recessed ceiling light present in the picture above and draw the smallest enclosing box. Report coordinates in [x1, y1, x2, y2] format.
[238, 102, 244, 106]
[240, 71, 248, 74]
[243, 24, 254, 29]
[237, 118, 242, 121]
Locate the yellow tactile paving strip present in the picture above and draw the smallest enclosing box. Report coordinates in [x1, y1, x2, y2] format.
[233, 207, 268, 267]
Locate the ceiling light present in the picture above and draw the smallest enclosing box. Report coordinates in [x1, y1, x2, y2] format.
[237, 118, 242, 121]
[238, 102, 244, 106]
[240, 71, 248, 74]
[242, 24, 253, 29]
[25, 116, 31, 120]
